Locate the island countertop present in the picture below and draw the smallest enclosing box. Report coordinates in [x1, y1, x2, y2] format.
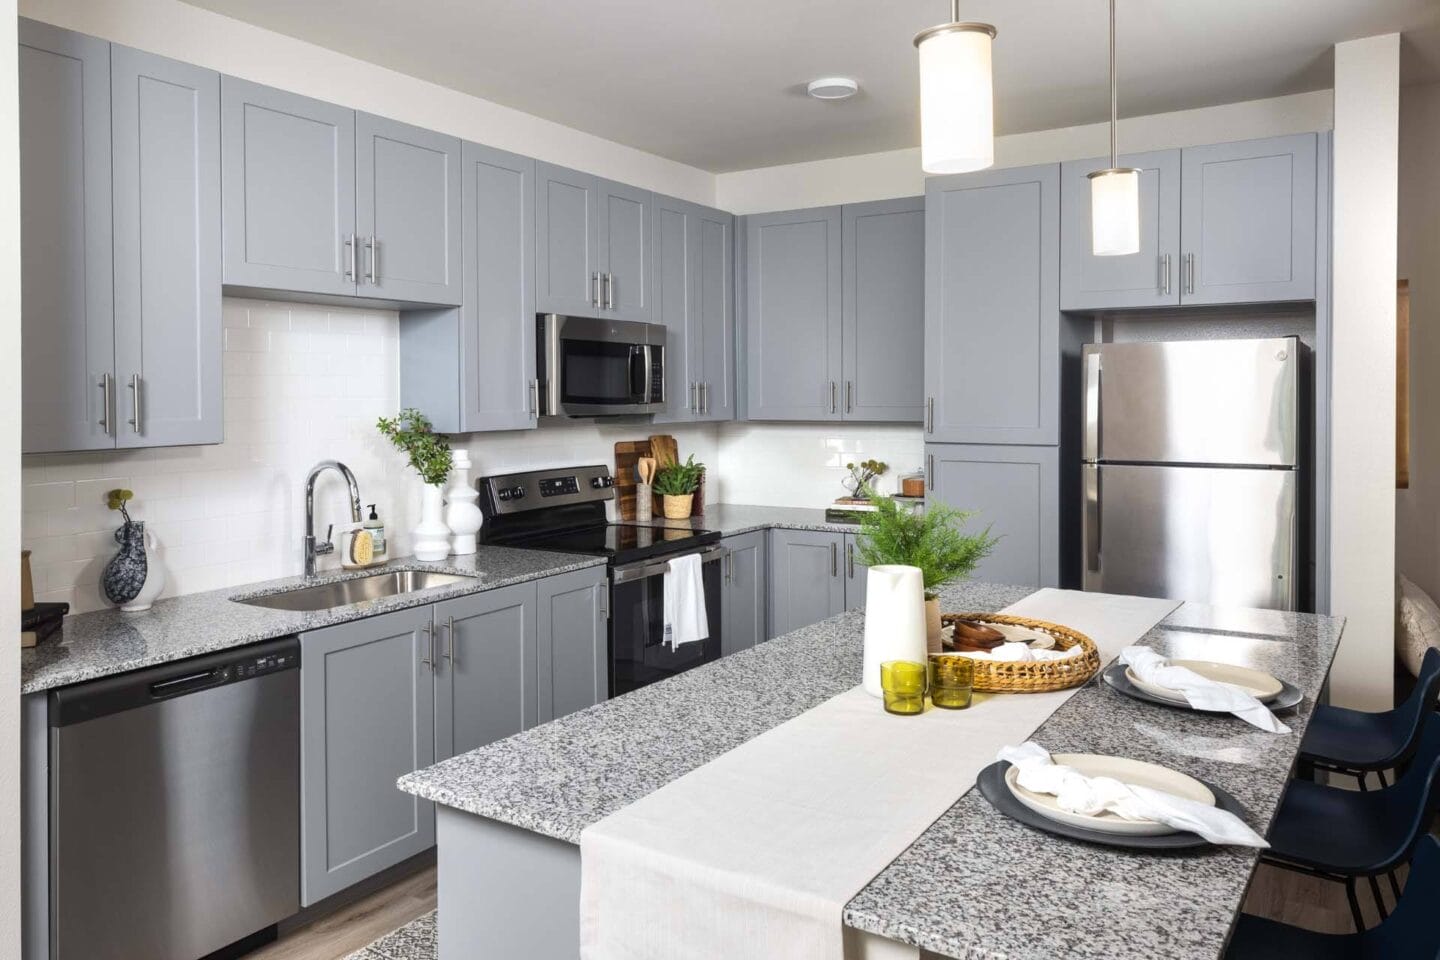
[399, 582, 1345, 960]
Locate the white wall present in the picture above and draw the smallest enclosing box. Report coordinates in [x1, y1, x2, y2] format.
[1330, 35, 1401, 710]
[1396, 81, 1440, 605]
[0, 0, 20, 953]
[716, 90, 1334, 214]
[716, 423, 925, 508]
[18, 0, 716, 206]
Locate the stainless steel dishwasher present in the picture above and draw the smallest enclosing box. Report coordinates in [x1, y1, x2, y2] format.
[49, 636, 301, 960]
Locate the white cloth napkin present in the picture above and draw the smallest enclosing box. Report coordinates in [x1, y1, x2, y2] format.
[957, 642, 1082, 662]
[663, 553, 709, 650]
[1119, 646, 1290, 734]
[997, 742, 1268, 848]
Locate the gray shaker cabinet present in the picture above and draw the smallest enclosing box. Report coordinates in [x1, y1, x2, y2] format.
[768, 528, 847, 637]
[844, 532, 870, 612]
[536, 566, 609, 724]
[842, 197, 925, 422]
[19, 20, 115, 453]
[221, 77, 357, 297]
[652, 196, 735, 423]
[926, 443, 1059, 588]
[300, 606, 436, 906]
[1179, 133, 1317, 305]
[597, 177, 653, 323]
[694, 206, 736, 421]
[720, 531, 767, 653]
[433, 582, 538, 763]
[1060, 149, 1181, 310]
[535, 161, 602, 317]
[355, 113, 462, 305]
[745, 207, 843, 421]
[925, 164, 1060, 446]
[111, 45, 222, 448]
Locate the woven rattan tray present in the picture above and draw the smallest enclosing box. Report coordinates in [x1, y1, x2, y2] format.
[941, 612, 1100, 693]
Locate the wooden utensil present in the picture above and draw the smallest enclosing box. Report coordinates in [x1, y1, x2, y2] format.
[638, 458, 656, 485]
[648, 434, 678, 469]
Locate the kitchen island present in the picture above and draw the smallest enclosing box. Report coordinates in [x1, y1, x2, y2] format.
[399, 581, 1344, 960]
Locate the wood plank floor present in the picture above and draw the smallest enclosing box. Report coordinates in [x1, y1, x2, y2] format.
[244, 867, 436, 960]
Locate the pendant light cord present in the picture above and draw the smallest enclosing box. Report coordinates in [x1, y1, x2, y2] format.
[1108, 0, 1118, 168]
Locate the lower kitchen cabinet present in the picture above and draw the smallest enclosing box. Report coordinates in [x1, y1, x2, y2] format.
[300, 605, 436, 906]
[433, 581, 538, 762]
[768, 528, 849, 637]
[720, 531, 767, 654]
[926, 444, 1059, 588]
[843, 532, 869, 611]
[537, 566, 609, 724]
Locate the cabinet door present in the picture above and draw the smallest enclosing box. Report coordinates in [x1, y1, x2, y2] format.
[111, 46, 222, 449]
[535, 162, 600, 317]
[694, 207, 736, 422]
[844, 532, 870, 611]
[768, 529, 846, 636]
[355, 113, 461, 305]
[926, 443, 1058, 587]
[537, 567, 608, 724]
[744, 207, 843, 420]
[19, 20, 115, 454]
[1060, 149, 1181, 310]
[721, 531, 767, 653]
[220, 76, 356, 297]
[1180, 134, 1317, 305]
[597, 177, 652, 322]
[925, 164, 1059, 445]
[651, 196, 698, 422]
[842, 197, 925, 422]
[434, 582, 538, 762]
[460, 142, 535, 431]
[300, 606, 436, 905]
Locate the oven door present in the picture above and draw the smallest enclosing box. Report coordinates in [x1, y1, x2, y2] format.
[609, 545, 724, 697]
[540, 314, 665, 416]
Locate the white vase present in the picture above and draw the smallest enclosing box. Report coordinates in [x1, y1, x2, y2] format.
[861, 565, 929, 697]
[121, 529, 165, 613]
[412, 483, 451, 562]
[444, 450, 483, 556]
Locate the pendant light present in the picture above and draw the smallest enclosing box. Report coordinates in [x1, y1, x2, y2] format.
[914, 1, 996, 174]
[1088, 0, 1140, 256]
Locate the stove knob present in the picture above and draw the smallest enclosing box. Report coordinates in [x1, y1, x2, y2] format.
[590, 476, 609, 489]
[496, 489, 512, 501]
[510, 487, 526, 500]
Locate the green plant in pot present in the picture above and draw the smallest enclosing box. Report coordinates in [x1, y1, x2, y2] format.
[853, 489, 999, 650]
[653, 455, 704, 519]
[376, 408, 453, 562]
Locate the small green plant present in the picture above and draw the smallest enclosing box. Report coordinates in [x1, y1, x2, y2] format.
[854, 489, 999, 599]
[376, 409, 452, 487]
[106, 488, 135, 524]
[653, 455, 705, 496]
[843, 459, 888, 497]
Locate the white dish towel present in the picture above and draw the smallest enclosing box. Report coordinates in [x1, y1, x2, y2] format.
[998, 742, 1269, 847]
[663, 552, 709, 650]
[1119, 646, 1290, 734]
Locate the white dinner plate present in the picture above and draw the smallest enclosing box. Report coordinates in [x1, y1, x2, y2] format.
[1125, 660, 1284, 705]
[1003, 753, 1216, 837]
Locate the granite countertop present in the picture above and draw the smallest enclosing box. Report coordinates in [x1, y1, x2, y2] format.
[643, 502, 862, 537]
[399, 581, 1345, 960]
[19, 547, 605, 694]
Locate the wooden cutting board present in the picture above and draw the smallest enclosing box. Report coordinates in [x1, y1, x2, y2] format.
[613, 440, 652, 520]
[648, 434, 678, 469]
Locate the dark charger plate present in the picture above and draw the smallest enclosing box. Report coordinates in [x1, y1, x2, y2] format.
[1101, 663, 1305, 714]
[976, 760, 1252, 851]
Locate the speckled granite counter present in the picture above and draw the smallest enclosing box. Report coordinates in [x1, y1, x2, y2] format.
[400, 582, 1344, 960]
[644, 502, 862, 536]
[20, 548, 605, 694]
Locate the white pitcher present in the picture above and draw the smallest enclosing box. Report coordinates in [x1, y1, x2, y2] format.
[861, 565, 929, 697]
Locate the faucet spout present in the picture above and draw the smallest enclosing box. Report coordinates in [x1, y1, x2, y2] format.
[304, 460, 364, 577]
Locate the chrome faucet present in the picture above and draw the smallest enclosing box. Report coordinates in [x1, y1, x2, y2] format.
[304, 460, 364, 578]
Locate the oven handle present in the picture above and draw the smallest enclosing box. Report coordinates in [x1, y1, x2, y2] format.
[611, 544, 728, 584]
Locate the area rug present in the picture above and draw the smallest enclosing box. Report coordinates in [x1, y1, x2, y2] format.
[343, 911, 436, 960]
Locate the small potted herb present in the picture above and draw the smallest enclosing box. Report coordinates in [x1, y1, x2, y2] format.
[653, 455, 705, 519]
[376, 409, 453, 561]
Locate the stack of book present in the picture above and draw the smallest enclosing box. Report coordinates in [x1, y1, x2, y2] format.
[824, 496, 925, 524]
[21, 601, 68, 648]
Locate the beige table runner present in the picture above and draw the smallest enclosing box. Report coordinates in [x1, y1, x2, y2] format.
[580, 589, 1180, 960]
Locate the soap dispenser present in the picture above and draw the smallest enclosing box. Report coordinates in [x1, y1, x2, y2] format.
[363, 504, 387, 560]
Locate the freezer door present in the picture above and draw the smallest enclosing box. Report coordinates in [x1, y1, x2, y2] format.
[1082, 463, 1297, 610]
[1083, 338, 1298, 466]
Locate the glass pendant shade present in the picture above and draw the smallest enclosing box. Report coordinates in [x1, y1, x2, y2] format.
[915, 24, 996, 174]
[1089, 167, 1140, 256]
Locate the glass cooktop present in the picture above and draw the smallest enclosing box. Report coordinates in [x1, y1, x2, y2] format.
[509, 523, 719, 564]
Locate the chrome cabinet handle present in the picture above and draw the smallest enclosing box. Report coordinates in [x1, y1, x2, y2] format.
[830, 540, 838, 577]
[604, 272, 615, 310]
[591, 272, 601, 306]
[829, 381, 837, 414]
[1159, 254, 1171, 295]
[846, 542, 855, 579]
[700, 382, 708, 415]
[724, 551, 733, 584]
[97, 374, 113, 435]
[1183, 253, 1196, 295]
[529, 378, 539, 418]
[926, 454, 935, 491]
[845, 380, 853, 413]
[127, 374, 142, 435]
[364, 236, 378, 284]
[925, 396, 934, 434]
[443, 616, 455, 665]
[420, 621, 435, 671]
[342, 234, 356, 280]
[689, 381, 697, 412]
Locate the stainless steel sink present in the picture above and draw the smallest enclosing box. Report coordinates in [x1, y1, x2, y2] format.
[233, 570, 478, 612]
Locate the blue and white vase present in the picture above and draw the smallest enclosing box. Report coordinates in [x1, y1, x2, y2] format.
[102, 522, 164, 612]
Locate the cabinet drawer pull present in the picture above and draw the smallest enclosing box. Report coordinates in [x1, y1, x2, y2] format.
[925, 396, 934, 434]
[830, 540, 838, 578]
[1160, 253, 1172, 296]
[700, 382, 709, 415]
[343, 234, 357, 281]
[926, 454, 935, 491]
[846, 542, 855, 579]
[420, 621, 434, 671]
[365, 236, 378, 284]
[845, 380, 853, 413]
[604, 272, 615, 310]
[127, 374, 142, 435]
[591, 272, 602, 306]
[97, 374, 113, 435]
[829, 381, 837, 414]
[443, 616, 455, 666]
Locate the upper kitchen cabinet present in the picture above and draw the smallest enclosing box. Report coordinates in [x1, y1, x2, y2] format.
[925, 164, 1059, 446]
[1061, 150, 1180, 310]
[744, 206, 843, 421]
[842, 197, 925, 422]
[1179, 134, 1317, 305]
[355, 113, 462, 305]
[653, 195, 735, 423]
[221, 77, 357, 298]
[535, 162, 652, 321]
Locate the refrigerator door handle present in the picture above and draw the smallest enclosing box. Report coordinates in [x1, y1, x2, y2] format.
[1083, 351, 1102, 460]
[1085, 465, 1101, 574]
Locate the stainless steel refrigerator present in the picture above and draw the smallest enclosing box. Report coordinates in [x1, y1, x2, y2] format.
[1081, 337, 1301, 611]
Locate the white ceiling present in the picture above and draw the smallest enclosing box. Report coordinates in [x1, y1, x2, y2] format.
[182, 0, 1440, 173]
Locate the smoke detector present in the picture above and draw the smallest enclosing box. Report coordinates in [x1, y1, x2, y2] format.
[807, 77, 859, 100]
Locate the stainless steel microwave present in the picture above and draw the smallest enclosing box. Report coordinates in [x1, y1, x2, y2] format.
[537, 314, 666, 417]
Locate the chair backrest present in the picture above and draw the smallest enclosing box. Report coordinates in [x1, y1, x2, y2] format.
[1367, 834, 1440, 958]
[1380, 715, 1440, 869]
[1395, 647, 1440, 738]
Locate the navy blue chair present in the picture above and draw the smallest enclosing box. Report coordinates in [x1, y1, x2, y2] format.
[1262, 714, 1440, 931]
[1299, 647, 1440, 790]
[1226, 835, 1440, 959]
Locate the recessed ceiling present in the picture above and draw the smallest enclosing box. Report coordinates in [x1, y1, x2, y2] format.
[182, 0, 1440, 173]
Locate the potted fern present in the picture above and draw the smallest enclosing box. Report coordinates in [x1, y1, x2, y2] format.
[653, 455, 705, 519]
[853, 491, 999, 650]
